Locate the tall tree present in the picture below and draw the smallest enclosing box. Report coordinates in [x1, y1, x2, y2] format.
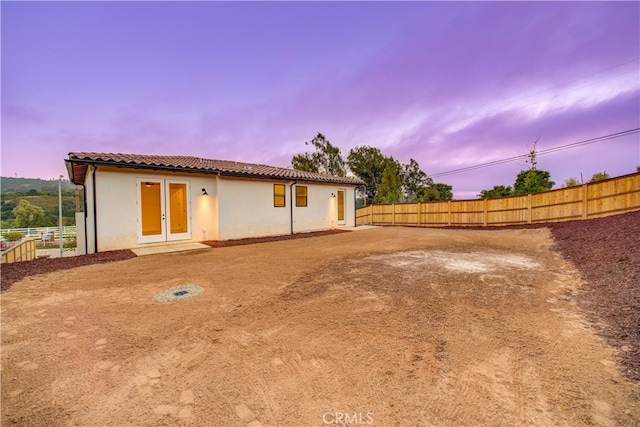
[401, 158, 431, 202]
[291, 152, 318, 174]
[422, 183, 453, 201]
[513, 140, 554, 194]
[377, 159, 403, 203]
[347, 146, 387, 202]
[12, 199, 47, 228]
[513, 170, 554, 195]
[291, 133, 346, 176]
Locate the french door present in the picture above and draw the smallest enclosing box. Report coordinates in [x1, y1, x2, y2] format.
[138, 179, 191, 243]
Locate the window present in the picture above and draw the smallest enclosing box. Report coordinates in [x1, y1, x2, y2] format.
[296, 186, 308, 207]
[274, 184, 286, 207]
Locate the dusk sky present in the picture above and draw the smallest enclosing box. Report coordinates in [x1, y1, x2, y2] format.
[2, 1, 639, 199]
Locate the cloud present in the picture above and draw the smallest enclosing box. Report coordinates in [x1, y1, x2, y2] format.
[2, 1, 638, 196]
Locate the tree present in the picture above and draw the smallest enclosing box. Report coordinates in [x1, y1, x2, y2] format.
[589, 171, 610, 183]
[0, 218, 17, 229]
[291, 133, 346, 176]
[12, 199, 47, 228]
[347, 146, 387, 202]
[401, 158, 431, 202]
[562, 177, 580, 188]
[377, 159, 403, 203]
[513, 169, 554, 195]
[291, 152, 318, 174]
[513, 141, 554, 194]
[421, 183, 453, 201]
[479, 185, 513, 199]
[1, 200, 17, 221]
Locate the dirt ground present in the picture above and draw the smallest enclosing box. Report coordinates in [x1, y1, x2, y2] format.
[2, 226, 639, 426]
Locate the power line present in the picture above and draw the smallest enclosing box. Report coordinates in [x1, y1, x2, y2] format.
[429, 128, 640, 178]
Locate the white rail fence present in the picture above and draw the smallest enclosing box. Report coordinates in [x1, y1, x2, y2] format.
[0, 226, 77, 241]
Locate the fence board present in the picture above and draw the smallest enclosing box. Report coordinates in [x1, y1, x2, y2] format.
[420, 201, 450, 226]
[394, 203, 418, 225]
[356, 172, 640, 227]
[1, 238, 37, 264]
[451, 199, 484, 225]
[0, 226, 77, 239]
[485, 196, 529, 224]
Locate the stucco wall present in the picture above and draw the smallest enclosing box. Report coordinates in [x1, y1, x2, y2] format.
[94, 168, 138, 251]
[92, 168, 217, 251]
[84, 167, 358, 250]
[217, 178, 357, 240]
[291, 184, 356, 232]
[216, 178, 292, 240]
[75, 212, 87, 255]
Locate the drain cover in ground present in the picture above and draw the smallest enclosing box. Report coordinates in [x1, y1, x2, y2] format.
[153, 285, 204, 302]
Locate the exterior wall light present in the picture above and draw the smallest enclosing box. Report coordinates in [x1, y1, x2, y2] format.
[331, 193, 336, 197]
[202, 188, 209, 196]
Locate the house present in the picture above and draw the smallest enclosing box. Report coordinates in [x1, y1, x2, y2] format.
[65, 152, 364, 254]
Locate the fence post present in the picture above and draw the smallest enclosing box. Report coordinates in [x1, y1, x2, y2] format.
[483, 199, 488, 227]
[527, 194, 533, 224]
[417, 202, 422, 227]
[582, 183, 588, 220]
[447, 201, 452, 226]
[392, 204, 396, 226]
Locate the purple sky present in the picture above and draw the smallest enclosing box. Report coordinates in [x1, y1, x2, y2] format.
[2, 1, 639, 198]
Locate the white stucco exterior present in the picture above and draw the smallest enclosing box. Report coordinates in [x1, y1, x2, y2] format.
[216, 178, 356, 240]
[78, 165, 358, 253]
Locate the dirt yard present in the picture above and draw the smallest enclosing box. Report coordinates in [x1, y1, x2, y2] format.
[2, 226, 639, 426]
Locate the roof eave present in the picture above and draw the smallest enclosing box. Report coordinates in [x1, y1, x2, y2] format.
[65, 157, 363, 186]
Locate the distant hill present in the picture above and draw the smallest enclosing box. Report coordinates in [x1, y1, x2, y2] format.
[1, 177, 81, 228]
[1, 177, 77, 194]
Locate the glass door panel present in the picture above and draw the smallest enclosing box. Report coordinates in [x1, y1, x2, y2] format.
[169, 183, 188, 234]
[166, 181, 191, 241]
[139, 181, 166, 243]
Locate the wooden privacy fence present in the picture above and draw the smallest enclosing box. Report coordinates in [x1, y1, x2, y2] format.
[1, 238, 37, 264]
[356, 172, 640, 227]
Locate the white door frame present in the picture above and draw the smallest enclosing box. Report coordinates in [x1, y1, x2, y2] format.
[137, 178, 192, 244]
[165, 180, 192, 242]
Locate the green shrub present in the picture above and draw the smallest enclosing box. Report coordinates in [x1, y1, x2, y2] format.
[3, 231, 24, 242]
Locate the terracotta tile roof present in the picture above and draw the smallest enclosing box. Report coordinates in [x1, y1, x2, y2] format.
[66, 152, 364, 186]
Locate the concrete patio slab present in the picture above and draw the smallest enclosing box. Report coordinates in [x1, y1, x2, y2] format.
[341, 225, 381, 231]
[131, 242, 210, 256]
